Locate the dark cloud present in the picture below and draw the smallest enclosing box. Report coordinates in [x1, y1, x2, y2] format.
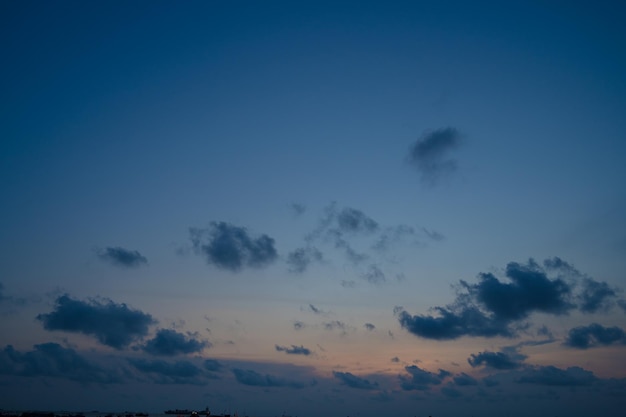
[323, 320, 351, 334]
[395, 259, 610, 341]
[97, 246, 148, 268]
[564, 323, 626, 349]
[128, 358, 205, 385]
[578, 278, 617, 313]
[275, 344, 312, 356]
[293, 321, 306, 330]
[332, 371, 379, 390]
[453, 372, 478, 386]
[441, 385, 463, 398]
[232, 368, 306, 388]
[308, 304, 326, 315]
[516, 365, 596, 386]
[190, 222, 278, 271]
[390, 357, 400, 363]
[36, 294, 155, 349]
[203, 359, 223, 372]
[364, 323, 376, 331]
[287, 247, 323, 273]
[468, 350, 525, 370]
[619, 299, 626, 313]
[0, 343, 120, 383]
[399, 365, 450, 391]
[141, 329, 210, 356]
[408, 127, 462, 185]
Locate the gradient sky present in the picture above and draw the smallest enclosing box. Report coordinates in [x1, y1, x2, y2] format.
[1, 1, 626, 416]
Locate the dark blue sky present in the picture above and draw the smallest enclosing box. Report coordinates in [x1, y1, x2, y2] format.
[1, 1, 625, 416]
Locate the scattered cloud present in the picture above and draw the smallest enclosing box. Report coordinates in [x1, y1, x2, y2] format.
[362, 264, 386, 284]
[453, 372, 478, 386]
[399, 365, 450, 391]
[128, 358, 206, 385]
[232, 368, 308, 388]
[290, 203, 306, 216]
[332, 371, 379, 390]
[397, 258, 617, 341]
[516, 365, 596, 386]
[308, 304, 326, 315]
[141, 329, 210, 356]
[468, 350, 526, 370]
[36, 294, 156, 349]
[564, 323, 626, 349]
[0, 343, 120, 383]
[293, 321, 306, 330]
[364, 323, 376, 331]
[408, 127, 463, 185]
[287, 247, 323, 273]
[97, 246, 147, 268]
[190, 222, 278, 271]
[275, 344, 312, 356]
[203, 359, 223, 372]
[578, 278, 617, 313]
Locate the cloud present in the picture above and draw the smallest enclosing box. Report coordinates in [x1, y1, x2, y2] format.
[578, 278, 617, 313]
[396, 258, 614, 341]
[128, 358, 206, 385]
[516, 365, 596, 386]
[203, 359, 223, 372]
[141, 329, 210, 356]
[335, 207, 379, 234]
[0, 343, 120, 383]
[275, 344, 312, 356]
[232, 368, 307, 388]
[399, 365, 450, 391]
[287, 247, 323, 273]
[97, 246, 148, 268]
[408, 127, 462, 185]
[332, 371, 379, 390]
[468, 350, 526, 370]
[0, 282, 26, 307]
[190, 222, 278, 271]
[364, 323, 376, 331]
[453, 372, 478, 386]
[362, 264, 386, 284]
[563, 323, 626, 349]
[290, 203, 306, 216]
[308, 304, 326, 315]
[36, 294, 156, 349]
[323, 320, 353, 335]
[293, 321, 306, 330]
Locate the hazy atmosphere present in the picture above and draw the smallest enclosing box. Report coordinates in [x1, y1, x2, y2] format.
[1, 1, 626, 416]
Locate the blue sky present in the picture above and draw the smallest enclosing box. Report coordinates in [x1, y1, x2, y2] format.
[1, 1, 626, 416]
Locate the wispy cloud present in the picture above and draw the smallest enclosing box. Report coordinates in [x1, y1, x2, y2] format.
[399, 365, 450, 391]
[36, 294, 156, 349]
[287, 246, 323, 273]
[275, 344, 312, 356]
[190, 222, 278, 271]
[232, 368, 308, 388]
[128, 358, 206, 385]
[97, 246, 148, 268]
[408, 127, 463, 185]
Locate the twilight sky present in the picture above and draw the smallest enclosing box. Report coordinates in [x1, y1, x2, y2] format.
[1, 1, 626, 416]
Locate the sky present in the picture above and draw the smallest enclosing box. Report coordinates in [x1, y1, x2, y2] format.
[1, 1, 626, 416]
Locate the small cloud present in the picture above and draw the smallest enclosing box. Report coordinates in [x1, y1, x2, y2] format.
[308, 304, 327, 315]
[203, 359, 223, 372]
[190, 222, 278, 271]
[293, 321, 306, 330]
[364, 323, 376, 331]
[362, 264, 386, 284]
[128, 358, 206, 385]
[468, 350, 526, 370]
[563, 323, 626, 349]
[399, 365, 450, 391]
[453, 373, 478, 386]
[287, 247, 323, 273]
[232, 368, 307, 388]
[390, 356, 400, 363]
[332, 371, 379, 390]
[275, 344, 312, 356]
[408, 127, 463, 185]
[290, 203, 306, 216]
[578, 278, 617, 313]
[36, 294, 156, 349]
[141, 329, 210, 356]
[97, 246, 148, 268]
